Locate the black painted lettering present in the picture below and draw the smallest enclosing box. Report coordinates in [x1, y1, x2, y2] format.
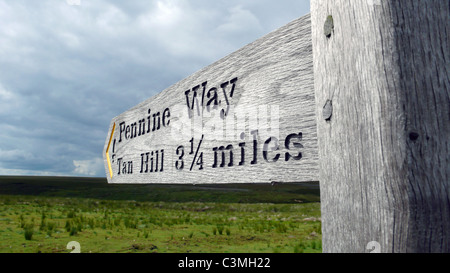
[150, 151, 154, 172]
[122, 161, 127, 174]
[192, 85, 200, 97]
[160, 149, 164, 172]
[152, 112, 160, 131]
[212, 145, 233, 168]
[125, 125, 130, 139]
[285, 132, 303, 161]
[238, 142, 245, 166]
[162, 108, 170, 127]
[175, 146, 184, 170]
[220, 77, 238, 118]
[138, 119, 145, 136]
[127, 161, 133, 174]
[263, 137, 280, 163]
[185, 89, 196, 110]
[218, 146, 226, 167]
[141, 150, 164, 173]
[196, 152, 203, 170]
[147, 109, 152, 133]
[250, 130, 258, 165]
[117, 157, 123, 175]
[130, 122, 137, 138]
[192, 85, 202, 116]
[155, 150, 159, 172]
[226, 145, 233, 167]
[200, 81, 207, 107]
[220, 77, 238, 104]
[206, 87, 218, 110]
[212, 147, 218, 168]
[229, 77, 238, 98]
[140, 152, 149, 173]
[117, 107, 170, 144]
[185, 89, 196, 118]
[119, 122, 125, 142]
[189, 137, 194, 155]
[220, 81, 230, 106]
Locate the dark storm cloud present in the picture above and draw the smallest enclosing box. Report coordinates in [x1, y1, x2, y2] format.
[0, 0, 309, 176]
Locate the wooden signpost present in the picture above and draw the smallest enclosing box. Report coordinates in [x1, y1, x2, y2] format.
[104, 0, 449, 252]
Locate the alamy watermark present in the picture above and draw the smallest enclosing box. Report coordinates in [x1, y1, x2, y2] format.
[366, 241, 381, 253]
[67, 241, 81, 253]
[169, 104, 281, 143]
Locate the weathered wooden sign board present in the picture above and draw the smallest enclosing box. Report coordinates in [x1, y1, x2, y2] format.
[103, 14, 318, 184]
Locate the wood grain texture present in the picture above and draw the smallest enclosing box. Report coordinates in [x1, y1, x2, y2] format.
[103, 14, 319, 185]
[312, 0, 449, 252]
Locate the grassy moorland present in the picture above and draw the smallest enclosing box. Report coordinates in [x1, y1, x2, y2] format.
[0, 176, 321, 253]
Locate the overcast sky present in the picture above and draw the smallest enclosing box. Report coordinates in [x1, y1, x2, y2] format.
[0, 0, 310, 177]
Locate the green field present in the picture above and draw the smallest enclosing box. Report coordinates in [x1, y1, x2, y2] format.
[0, 176, 321, 253]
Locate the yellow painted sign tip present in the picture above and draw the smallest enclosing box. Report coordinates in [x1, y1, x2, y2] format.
[106, 123, 116, 178]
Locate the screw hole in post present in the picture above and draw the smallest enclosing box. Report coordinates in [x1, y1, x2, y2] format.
[322, 100, 333, 121]
[366, 241, 381, 253]
[409, 132, 419, 141]
[324, 15, 334, 38]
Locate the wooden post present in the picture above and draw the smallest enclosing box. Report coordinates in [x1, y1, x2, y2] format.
[311, 0, 449, 252]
